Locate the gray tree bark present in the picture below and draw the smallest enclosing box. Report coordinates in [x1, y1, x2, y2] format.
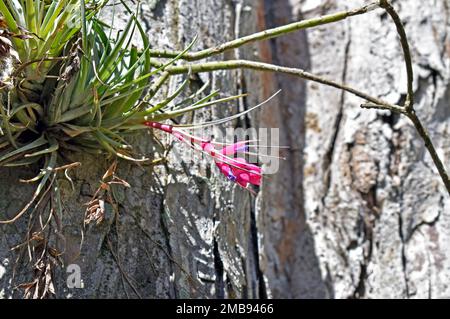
[1, 0, 449, 299]
[296, 0, 450, 298]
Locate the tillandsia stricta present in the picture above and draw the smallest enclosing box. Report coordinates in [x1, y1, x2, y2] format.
[144, 121, 264, 192]
[0, 0, 449, 297]
[0, 0, 278, 226]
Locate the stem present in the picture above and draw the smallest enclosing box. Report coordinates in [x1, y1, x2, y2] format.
[165, 60, 390, 106]
[379, 0, 415, 111]
[378, 1, 449, 195]
[361, 103, 406, 114]
[149, 1, 380, 61]
[407, 111, 450, 193]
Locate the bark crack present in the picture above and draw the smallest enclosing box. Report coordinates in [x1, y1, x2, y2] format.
[321, 24, 352, 204]
[159, 205, 177, 298]
[212, 234, 225, 298]
[398, 210, 410, 297]
[405, 203, 442, 243]
[250, 201, 266, 299]
[352, 187, 379, 298]
[441, 0, 449, 61]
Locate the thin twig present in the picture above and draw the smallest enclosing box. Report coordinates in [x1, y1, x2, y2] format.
[149, 1, 380, 61]
[407, 111, 450, 193]
[361, 103, 406, 114]
[379, 0, 414, 111]
[164, 59, 391, 107]
[377, 0, 450, 194]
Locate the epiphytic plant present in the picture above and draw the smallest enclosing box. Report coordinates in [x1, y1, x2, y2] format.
[0, 0, 448, 297]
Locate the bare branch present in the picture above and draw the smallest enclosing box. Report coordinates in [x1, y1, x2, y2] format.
[379, 0, 415, 111]
[378, 0, 450, 194]
[164, 60, 390, 106]
[361, 103, 406, 114]
[149, 1, 380, 61]
[407, 111, 450, 193]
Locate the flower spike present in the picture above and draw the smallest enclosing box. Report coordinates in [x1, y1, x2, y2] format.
[145, 121, 264, 191]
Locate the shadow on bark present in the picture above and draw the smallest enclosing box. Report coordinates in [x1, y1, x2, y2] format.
[255, 0, 330, 298]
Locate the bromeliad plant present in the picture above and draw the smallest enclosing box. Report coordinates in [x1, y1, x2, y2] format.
[0, 0, 449, 297]
[0, 0, 280, 224]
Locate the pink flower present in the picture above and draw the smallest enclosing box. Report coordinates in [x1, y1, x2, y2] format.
[220, 141, 249, 156]
[145, 121, 263, 191]
[214, 144, 262, 187]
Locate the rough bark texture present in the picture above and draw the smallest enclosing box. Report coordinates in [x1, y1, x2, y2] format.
[1, 0, 449, 299]
[298, 0, 450, 298]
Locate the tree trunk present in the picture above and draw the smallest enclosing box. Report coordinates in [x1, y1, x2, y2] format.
[295, 0, 450, 298]
[1, 0, 449, 299]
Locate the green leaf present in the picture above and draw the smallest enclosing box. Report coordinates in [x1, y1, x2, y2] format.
[24, 138, 59, 158]
[0, 135, 47, 164]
